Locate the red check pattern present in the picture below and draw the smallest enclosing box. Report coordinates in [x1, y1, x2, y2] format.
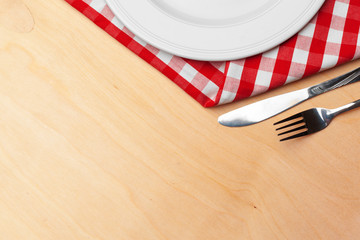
[65, 0, 360, 107]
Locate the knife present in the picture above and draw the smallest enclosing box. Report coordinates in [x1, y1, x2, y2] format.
[218, 67, 360, 127]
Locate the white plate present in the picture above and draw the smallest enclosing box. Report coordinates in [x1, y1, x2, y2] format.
[106, 0, 324, 61]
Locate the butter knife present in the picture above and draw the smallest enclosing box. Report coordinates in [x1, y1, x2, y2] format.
[218, 67, 360, 127]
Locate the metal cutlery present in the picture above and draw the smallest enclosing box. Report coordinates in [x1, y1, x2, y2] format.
[218, 67, 360, 127]
[274, 99, 360, 141]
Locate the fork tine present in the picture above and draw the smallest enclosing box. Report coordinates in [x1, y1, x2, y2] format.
[278, 125, 307, 136]
[280, 131, 309, 142]
[275, 119, 305, 131]
[273, 113, 302, 125]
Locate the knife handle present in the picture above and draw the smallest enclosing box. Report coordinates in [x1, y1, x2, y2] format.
[308, 67, 360, 97]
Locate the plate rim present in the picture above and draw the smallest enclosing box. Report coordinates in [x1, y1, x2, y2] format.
[105, 0, 325, 61]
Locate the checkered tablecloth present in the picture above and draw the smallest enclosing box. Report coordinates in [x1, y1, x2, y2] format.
[65, 0, 360, 107]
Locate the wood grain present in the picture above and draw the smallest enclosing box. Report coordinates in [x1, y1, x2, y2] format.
[0, 0, 359, 239]
[0, 0, 34, 32]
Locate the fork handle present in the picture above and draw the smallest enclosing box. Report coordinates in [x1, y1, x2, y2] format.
[331, 99, 360, 117]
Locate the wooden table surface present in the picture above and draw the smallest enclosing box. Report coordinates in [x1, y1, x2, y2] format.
[1, 0, 359, 239]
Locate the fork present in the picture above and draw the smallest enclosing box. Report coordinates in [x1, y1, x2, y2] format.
[274, 99, 360, 141]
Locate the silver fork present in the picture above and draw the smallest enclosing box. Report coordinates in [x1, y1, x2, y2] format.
[274, 99, 360, 141]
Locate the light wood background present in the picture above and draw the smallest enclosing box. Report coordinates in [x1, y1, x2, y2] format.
[0, 0, 359, 239]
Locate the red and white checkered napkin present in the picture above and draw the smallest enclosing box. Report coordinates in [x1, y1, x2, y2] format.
[66, 0, 360, 107]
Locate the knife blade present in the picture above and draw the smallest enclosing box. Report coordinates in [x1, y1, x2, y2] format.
[218, 67, 360, 127]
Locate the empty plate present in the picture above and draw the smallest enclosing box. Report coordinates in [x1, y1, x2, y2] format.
[106, 0, 325, 61]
